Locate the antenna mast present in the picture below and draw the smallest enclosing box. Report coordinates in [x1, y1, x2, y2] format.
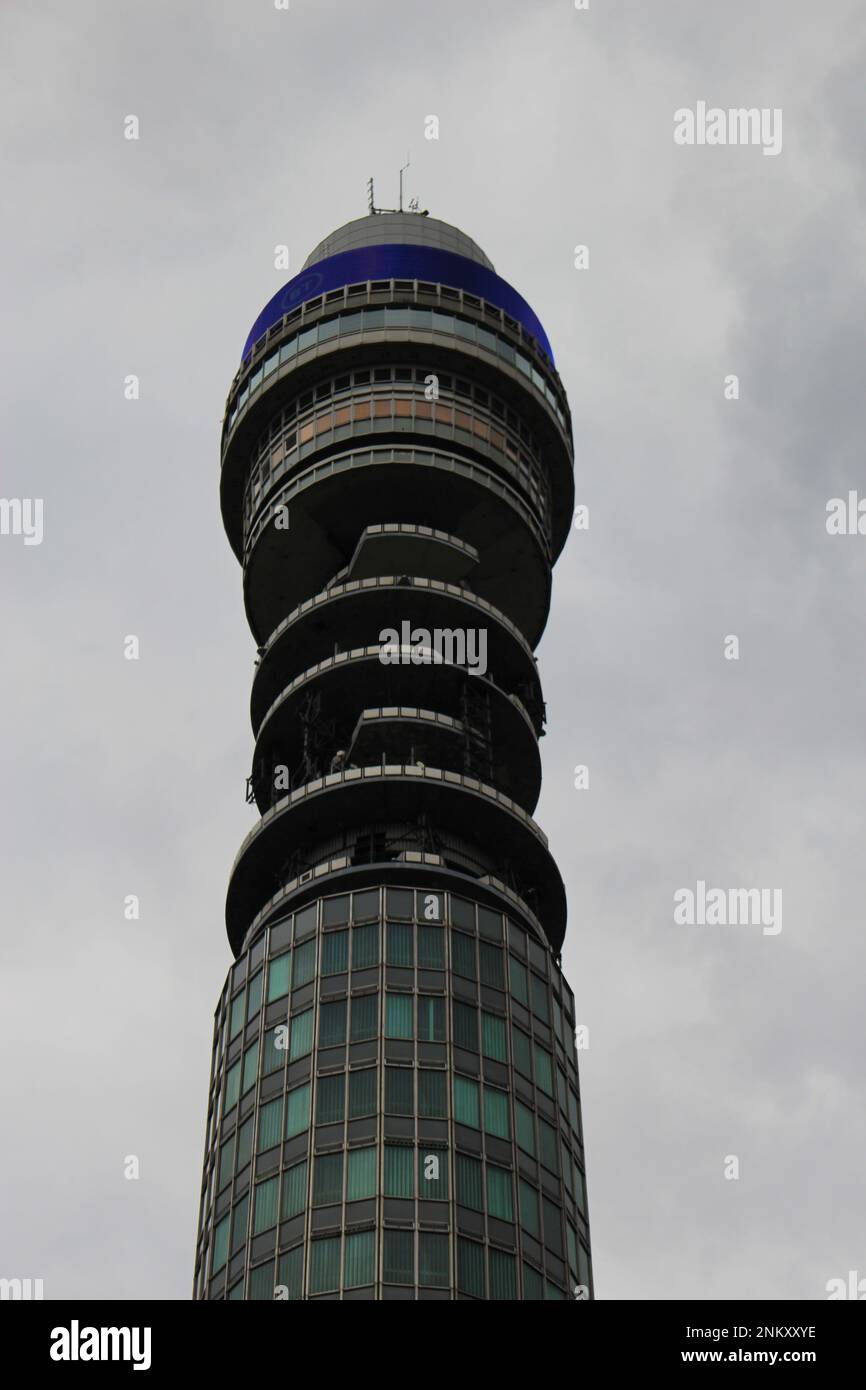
[366, 163, 428, 217]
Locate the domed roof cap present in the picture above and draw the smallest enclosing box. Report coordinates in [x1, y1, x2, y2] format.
[302, 212, 494, 271]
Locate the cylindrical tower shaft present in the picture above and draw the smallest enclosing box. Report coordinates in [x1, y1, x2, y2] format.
[194, 212, 593, 1301]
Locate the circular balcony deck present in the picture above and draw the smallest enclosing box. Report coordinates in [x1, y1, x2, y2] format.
[250, 576, 544, 735]
[242, 447, 552, 647]
[225, 764, 567, 955]
[251, 648, 541, 813]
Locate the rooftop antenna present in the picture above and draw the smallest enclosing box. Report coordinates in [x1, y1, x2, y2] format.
[366, 162, 428, 217]
[399, 153, 410, 212]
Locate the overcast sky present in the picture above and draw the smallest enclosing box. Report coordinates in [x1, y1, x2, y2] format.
[1, 0, 864, 1300]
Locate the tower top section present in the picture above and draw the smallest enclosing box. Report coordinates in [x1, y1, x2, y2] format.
[302, 213, 494, 272]
[241, 214, 555, 364]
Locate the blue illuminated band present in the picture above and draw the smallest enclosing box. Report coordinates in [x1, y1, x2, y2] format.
[242, 244, 555, 365]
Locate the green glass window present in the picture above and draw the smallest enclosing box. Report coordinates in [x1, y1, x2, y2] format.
[218, 1137, 233, 1190]
[487, 1165, 514, 1221]
[211, 1214, 229, 1273]
[523, 1261, 544, 1300]
[519, 1179, 540, 1238]
[352, 888, 379, 921]
[289, 1008, 313, 1059]
[352, 922, 379, 968]
[578, 1241, 591, 1291]
[455, 1152, 483, 1210]
[516, 1101, 536, 1156]
[315, 1072, 344, 1125]
[295, 903, 316, 937]
[346, 1145, 377, 1200]
[457, 1237, 485, 1297]
[236, 1115, 253, 1171]
[383, 1144, 414, 1198]
[348, 1067, 376, 1118]
[230, 1194, 248, 1255]
[543, 1196, 564, 1257]
[534, 1043, 553, 1096]
[479, 942, 504, 989]
[318, 316, 340, 342]
[567, 1223, 579, 1278]
[281, 1161, 307, 1219]
[350, 991, 378, 1041]
[344, 1230, 375, 1288]
[557, 1067, 569, 1116]
[386, 921, 413, 967]
[385, 992, 414, 1039]
[483, 1086, 510, 1139]
[418, 1069, 446, 1118]
[229, 991, 245, 1040]
[386, 889, 414, 922]
[293, 938, 316, 987]
[224, 1060, 240, 1112]
[512, 1027, 532, 1078]
[385, 1067, 413, 1114]
[576, 1165, 588, 1216]
[419, 1232, 449, 1287]
[241, 1040, 259, 1095]
[539, 1117, 559, 1173]
[262, 1024, 287, 1075]
[449, 895, 475, 930]
[257, 1097, 282, 1151]
[322, 894, 349, 927]
[321, 931, 348, 975]
[418, 925, 445, 968]
[419, 1148, 448, 1199]
[277, 1246, 303, 1300]
[253, 1175, 279, 1233]
[246, 970, 263, 1019]
[248, 1261, 274, 1301]
[285, 1082, 311, 1137]
[313, 1152, 343, 1206]
[531, 974, 550, 1024]
[418, 995, 445, 1041]
[481, 1011, 507, 1061]
[553, 998, 564, 1043]
[509, 956, 529, 1006]
[383, 1229, 413, 1285]
[319, 998, 347, 1047]
[452, 1000, 478, 1051]
[310, 1237, 340, 1294]
[489, 1248, 516, 1300]
[432, 310, 456, 336]
[560, 1139, 574, 1194]
[453, 1075, 479, 1128]
[451, 930, 476, 979]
